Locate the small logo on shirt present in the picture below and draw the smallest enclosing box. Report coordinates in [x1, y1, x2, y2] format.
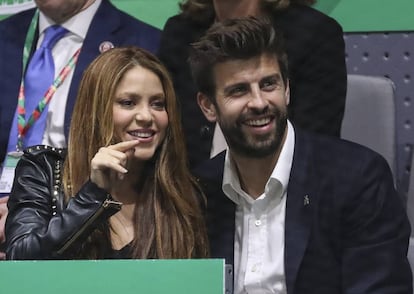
[304, 195, 310, 206]
[99, 41, 115, 53]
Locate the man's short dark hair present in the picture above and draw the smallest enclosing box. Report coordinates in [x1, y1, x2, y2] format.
[188, 16, 289, 99]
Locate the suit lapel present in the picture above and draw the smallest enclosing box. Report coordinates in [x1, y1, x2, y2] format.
[65, 0, 121, 134]
[207, 177, 236, 266]
[0, 9, 36, 160]
[203, 132, 318, 291]
[199, 152, 236, 266]
[284, 129, 318, 293]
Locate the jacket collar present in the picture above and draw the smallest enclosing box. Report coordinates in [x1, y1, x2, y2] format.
[202, 128, 317, 292]
[284, 128, 318, 293]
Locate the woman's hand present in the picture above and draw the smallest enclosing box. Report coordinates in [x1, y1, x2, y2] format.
[90, 140, 140, 191]
[0, 196, 9, 259]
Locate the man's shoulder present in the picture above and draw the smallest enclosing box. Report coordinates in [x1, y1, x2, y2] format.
[116, 10, 160, 33]
[90, 0, 160, 52]
[278, 4, 342, 29]
[162, 13, 210, 38]
[298, 128, 382, 158]
[163, 14, 185, 26]
[0, 8, 35, 29]
[305, 130, 381, 157]
[296, 128, 391, 177]
[163, 13, 199, 28]
[192, 151, 225, 181]
[272, 3, 343, 39]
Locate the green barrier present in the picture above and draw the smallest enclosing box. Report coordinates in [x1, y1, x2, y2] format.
[0, 259, 227, 294]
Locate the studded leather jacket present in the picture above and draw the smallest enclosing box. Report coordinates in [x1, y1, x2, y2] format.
[5, 145, 122, 260]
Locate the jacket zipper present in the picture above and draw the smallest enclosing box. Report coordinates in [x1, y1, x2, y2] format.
[56, 198, 122, 255]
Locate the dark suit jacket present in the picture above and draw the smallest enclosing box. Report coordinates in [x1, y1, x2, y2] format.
[0, 0, 160, 163]
[194, 128, 412, 293]
[159, 4, 347, 169]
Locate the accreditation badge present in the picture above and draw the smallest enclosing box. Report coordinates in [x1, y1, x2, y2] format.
[0, 151, 23, 195]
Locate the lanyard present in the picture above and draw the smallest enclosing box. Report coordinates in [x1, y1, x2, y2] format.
[16, 9, 81, 151]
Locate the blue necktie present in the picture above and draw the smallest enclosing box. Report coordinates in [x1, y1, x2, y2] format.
[7, 25, 68, 152]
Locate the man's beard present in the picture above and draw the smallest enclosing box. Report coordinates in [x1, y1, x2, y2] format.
[218, 106, 287, 158]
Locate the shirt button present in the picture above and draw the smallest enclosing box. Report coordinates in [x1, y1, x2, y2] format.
[255, 220, 261, 226]
[251, 264, 257, 272]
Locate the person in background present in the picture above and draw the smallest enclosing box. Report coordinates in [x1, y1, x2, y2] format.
[189, 17, 412, 293]
[0, 0, 160, 259]
[159, 0, 346, 169]
[5, 46, 208, 260]
[0, 197, 7, 259]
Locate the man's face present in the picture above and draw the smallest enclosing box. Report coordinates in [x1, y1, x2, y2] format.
[208, 53, 289, 158]
[35, 0, 93, 23]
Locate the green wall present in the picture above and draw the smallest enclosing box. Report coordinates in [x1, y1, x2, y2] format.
[313, 0, 413, 32]
[110, 0, 179, 30]
[0, 259, 226, 294]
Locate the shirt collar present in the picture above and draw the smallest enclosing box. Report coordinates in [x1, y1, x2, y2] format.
[38, 0, 101, 40]
[223, 120, 295, 205]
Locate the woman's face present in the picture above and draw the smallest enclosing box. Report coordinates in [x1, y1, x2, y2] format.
[112, 65, 168, 162]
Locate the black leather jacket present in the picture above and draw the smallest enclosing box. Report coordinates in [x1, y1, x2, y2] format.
[5, 145, 122, 260]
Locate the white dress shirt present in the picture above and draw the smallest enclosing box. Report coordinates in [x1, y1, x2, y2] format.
[37, 0, 101, 147]
[211, 122, 227, 158]
[222, 121, 295, 294]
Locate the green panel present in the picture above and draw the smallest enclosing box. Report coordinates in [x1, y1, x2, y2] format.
[314, 0, 414, 32]
[0, 259, 225, 294]
[313, 0, 341, 14]
[110, 0, 179, 29]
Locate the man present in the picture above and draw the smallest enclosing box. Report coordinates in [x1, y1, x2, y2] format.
[0, 0, 160, 258]
[159, 0, 346, 169]
[189, 17, 412, 293]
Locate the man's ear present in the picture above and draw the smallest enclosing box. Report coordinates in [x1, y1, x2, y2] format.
[197, 92, 217, 122]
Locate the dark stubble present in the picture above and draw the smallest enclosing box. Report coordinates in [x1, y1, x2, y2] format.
[217, 106, 287, 158]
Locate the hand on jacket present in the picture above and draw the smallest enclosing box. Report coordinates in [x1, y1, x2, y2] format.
[90, 140, 140, 191]
[0, 196, 8, 260]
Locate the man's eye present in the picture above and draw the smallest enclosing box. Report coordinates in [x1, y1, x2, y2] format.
[228, 86, 247, 97]
[261, 79, 278, 90]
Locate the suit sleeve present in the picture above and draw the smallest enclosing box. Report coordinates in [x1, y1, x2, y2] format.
[341, 153, 412, 293]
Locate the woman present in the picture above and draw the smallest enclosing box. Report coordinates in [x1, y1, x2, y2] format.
[5, 47, 209, 259]
[158, 0, 347, 169]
